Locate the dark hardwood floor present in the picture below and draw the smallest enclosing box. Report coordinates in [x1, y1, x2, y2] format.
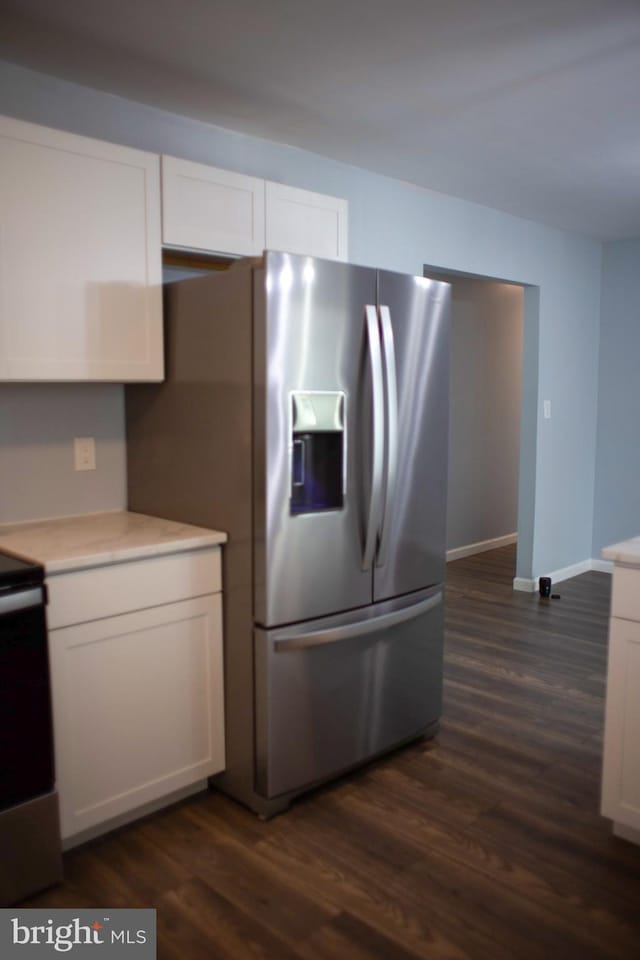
[24, 546, 640, 959]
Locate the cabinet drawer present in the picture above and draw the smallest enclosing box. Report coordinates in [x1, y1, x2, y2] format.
[611, 566, 640, 622]
[47, 548, 221, 629]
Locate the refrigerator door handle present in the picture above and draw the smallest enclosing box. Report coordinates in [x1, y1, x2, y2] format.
[377, 304, 398, 568]
[273, 590, 443, 651]
[363, 304, 385, 571]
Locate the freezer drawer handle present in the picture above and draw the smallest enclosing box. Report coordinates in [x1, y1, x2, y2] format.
[0, 586, 44, 617]
[363, 305, 385, 571]
[272, 591, 443, 652]
[377, 304, 398, 568]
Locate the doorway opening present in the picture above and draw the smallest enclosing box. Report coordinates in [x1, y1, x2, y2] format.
[424, 265, 536, 589]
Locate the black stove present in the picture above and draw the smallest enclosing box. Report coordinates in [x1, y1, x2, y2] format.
[0, 550, 44, 590]
[0, 546, 62, 904]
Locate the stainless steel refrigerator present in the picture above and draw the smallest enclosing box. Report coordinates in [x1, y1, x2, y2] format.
[126, 251, 451, 817]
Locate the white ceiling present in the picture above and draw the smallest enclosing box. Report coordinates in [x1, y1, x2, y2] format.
[2, 0, 640, 240]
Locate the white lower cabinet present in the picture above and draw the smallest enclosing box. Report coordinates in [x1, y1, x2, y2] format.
[601, 615, 640, 834]
[47, 550, 225, 843]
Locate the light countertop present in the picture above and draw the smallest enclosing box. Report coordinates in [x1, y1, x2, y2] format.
[0, 510, 227, 574]
[601, 536, 640, 568]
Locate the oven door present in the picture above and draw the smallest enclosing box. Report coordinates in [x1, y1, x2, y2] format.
[0, 584, 55, 810]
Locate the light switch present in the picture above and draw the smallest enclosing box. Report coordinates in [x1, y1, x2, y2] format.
[543, 400, 552, 420]
[74, 437, 96, 471]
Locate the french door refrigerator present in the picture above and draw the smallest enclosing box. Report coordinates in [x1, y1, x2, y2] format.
[126, 251, 451, 817]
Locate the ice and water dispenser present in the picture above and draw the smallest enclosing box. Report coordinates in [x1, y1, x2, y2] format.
[290, 392, 345, 514]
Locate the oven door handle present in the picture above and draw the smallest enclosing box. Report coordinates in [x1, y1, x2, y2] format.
[0, 586, 44, 616]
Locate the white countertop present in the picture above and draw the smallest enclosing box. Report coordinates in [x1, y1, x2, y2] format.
[0, 510, 227, 574]
[601, 536, 640, 567]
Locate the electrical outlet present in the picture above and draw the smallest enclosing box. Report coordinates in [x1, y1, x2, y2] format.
[543, 400, 552, 420]
[74, 437, 96, 471]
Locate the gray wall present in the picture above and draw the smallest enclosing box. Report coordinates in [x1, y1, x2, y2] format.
[592, 238, 640, 555]
[0, 60, 603, 580]
[0, 384, 126, 523]
[445, 280, 523, 552]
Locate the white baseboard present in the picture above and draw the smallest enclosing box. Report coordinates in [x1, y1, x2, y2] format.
[62, 779, 207, 850]
[513, 576, 537, 593]
[613, 821, 640, 846]
[512, 556, 613, 592]
[447, 532, 517, 562]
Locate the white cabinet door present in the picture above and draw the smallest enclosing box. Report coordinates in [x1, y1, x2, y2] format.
[265, 181, 348, 261]
[0, 116, 162, 381]
[49, 594, 225, 839]
[602, 616, 640, 830]
[162, 155, 265, 255]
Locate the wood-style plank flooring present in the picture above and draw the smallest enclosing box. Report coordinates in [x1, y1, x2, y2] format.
[23, 546, 640, 959]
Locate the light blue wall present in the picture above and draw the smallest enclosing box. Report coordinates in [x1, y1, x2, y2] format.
[0, 61, 603, 578]
[592, 239, 640, 554]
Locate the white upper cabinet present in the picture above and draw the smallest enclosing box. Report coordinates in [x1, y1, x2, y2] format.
[0, 116, 163, 382]
[161, 155, 349, 262]
[0, 114, 349, 382]
[162, 155, 265, 256]
[265, 181, 348, 261]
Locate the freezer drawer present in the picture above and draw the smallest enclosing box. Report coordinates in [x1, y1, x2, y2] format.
[254, 586, 443, 799]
